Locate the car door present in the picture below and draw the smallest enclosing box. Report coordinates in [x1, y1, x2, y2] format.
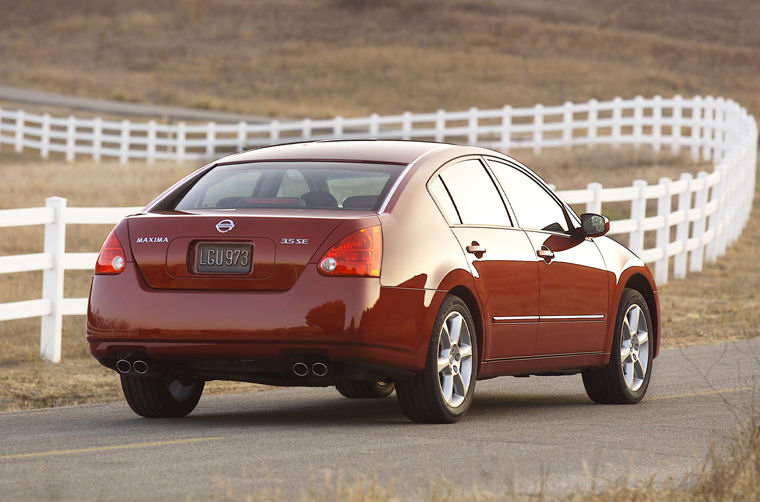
[486, 158, 609, 356]
[430, 158, 539, 360]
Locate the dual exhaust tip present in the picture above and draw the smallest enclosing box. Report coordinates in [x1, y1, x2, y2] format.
[116, 358, 149, 375]
[292, 361, 328, 377]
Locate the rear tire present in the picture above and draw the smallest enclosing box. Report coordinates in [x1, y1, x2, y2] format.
[582, 288, 653, 404]
[120, 375, 204, 418]
[396, 295, 478, 423]
[336, 380, 395, 399]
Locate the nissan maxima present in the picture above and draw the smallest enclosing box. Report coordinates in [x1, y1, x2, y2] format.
[87, 140, 659, 423]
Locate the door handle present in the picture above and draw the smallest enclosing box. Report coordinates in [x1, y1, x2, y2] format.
[466, 242, 486, 256]
[537, 247, 554, 260]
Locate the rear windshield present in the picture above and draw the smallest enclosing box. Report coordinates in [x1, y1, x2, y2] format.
[173, 162, 405, 211]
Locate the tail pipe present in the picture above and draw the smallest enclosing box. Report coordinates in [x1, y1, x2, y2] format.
[292, 362, 309, 377]
[116, 359, 132, 374]
[311, 362, 328, 377]
[132, 360, 149, 375]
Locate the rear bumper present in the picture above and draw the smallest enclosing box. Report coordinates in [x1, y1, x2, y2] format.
[87, 264, 442, 374]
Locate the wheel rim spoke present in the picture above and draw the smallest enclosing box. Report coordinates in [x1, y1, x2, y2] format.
[637, 330, 649, 346]
[437, 354, 450, 374]
[448, 314, 463, 345]
[441, 373, 453, 403]
[620, 345, 632, 364]
[459, 344, 472, 361]
[627, 307, 640, 336]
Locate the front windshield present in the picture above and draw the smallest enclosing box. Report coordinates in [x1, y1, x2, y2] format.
[174, 161, 405, 211]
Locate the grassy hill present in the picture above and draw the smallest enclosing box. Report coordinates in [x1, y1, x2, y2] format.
[1, 0, 759, 119]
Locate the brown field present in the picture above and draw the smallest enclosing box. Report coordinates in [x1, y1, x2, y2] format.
[1, 0, 759, 121]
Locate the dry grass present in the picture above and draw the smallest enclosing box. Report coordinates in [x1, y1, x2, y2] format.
[0, 0, 759, 121]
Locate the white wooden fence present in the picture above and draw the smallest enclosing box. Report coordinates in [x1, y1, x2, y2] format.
[0, 95, 756, 362]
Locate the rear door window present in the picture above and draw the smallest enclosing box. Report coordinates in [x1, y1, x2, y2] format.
[439, 159, 511, 226]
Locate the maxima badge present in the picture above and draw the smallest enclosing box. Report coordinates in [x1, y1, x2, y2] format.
[216, 219, 235, 233]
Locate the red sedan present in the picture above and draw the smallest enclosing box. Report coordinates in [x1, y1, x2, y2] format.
[88, 140, 659, 423]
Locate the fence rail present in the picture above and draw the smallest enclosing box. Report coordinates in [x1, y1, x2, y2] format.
[0, 95, 756, 361]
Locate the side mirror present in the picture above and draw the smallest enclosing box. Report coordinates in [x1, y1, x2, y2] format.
[580, 213, 610, 238]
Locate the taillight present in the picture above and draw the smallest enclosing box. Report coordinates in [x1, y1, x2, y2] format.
[95, 230, 126, 275]
[318, 225, 382, 277]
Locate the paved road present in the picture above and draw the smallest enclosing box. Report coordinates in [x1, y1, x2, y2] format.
[0, 84, 274, 123]
[2, 339, 759, 500]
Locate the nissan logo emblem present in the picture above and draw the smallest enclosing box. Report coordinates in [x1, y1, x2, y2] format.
[216, 219, 235, 233]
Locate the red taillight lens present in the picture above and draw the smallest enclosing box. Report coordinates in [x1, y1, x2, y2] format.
[318, 225, 382, 277]
[95, 230, 126, 275]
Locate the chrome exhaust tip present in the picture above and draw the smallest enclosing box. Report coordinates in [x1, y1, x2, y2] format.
[132, 360, 149, 375]
[311, 362, 328, 377]
[116, 359, 132, 374]
[292, 362, 309, 377]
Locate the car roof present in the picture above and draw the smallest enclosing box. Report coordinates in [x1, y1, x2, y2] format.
[216, 140, 456, 166]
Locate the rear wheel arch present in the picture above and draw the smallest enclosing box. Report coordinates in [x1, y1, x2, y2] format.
[448, 285, 484, 370]
[623, 273, 658, 356]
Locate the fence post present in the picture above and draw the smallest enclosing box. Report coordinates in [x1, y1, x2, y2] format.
[92, 117, 102, 162]
[689, 171, 709, 272]
[333, 116, 342, 138]
[403, 111, 413, 141]
[41, 113, 51, 159]
[690, 96, 703, 160]
[705, 164, 724, 262]
[652, 95, 662, 152]
[654, 177, 672, 284]
[587, 99, 598, 145]
[147, 120, 157, 163]
[369, 114, 379, 139]
[500, 106, 511, 152]
[119, 119, 130, 164]
[270, 119, 280, 144]
[301, 119, 311, 141]
[468, 107, 478, 145]
[66, 116, 76, 162]
[673, 172, 692, 279]
[702, 96, 715, 162]
[670, 95, 682, 154]
[176, 122, 186, 161]
[632, 95, 643, 148]
[562, 101, 572, 147]
[40, 196, 67, 363]
[205, 122, 215, 158]
[237, 121, 248, 151]
[533, 104, 543, 153]
[629, 179, 647, 255]
[586, 182, 602, 214]
[612, 97, 622, 147]
[435, 110, 445, 143]
[14, 109, 24, 153]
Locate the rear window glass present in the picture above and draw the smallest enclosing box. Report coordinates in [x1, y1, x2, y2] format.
[173, 162, 404, 211]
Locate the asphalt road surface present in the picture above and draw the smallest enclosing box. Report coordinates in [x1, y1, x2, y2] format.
[2, 338, 759, 500]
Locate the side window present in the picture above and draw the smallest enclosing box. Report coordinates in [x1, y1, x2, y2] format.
[277, 169, 309, 197]
[439, 159, 511, 226]
[488, 160, 570, 233]
[428, 176, 461, 224]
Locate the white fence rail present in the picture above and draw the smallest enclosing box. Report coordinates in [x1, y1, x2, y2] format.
[0, 95, 756, 361]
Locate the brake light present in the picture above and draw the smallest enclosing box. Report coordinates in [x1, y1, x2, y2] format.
[318, 225, 382, 277]
[95, 230, 126, 275]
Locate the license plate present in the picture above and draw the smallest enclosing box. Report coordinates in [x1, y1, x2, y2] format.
[196, 242, 252, 274]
